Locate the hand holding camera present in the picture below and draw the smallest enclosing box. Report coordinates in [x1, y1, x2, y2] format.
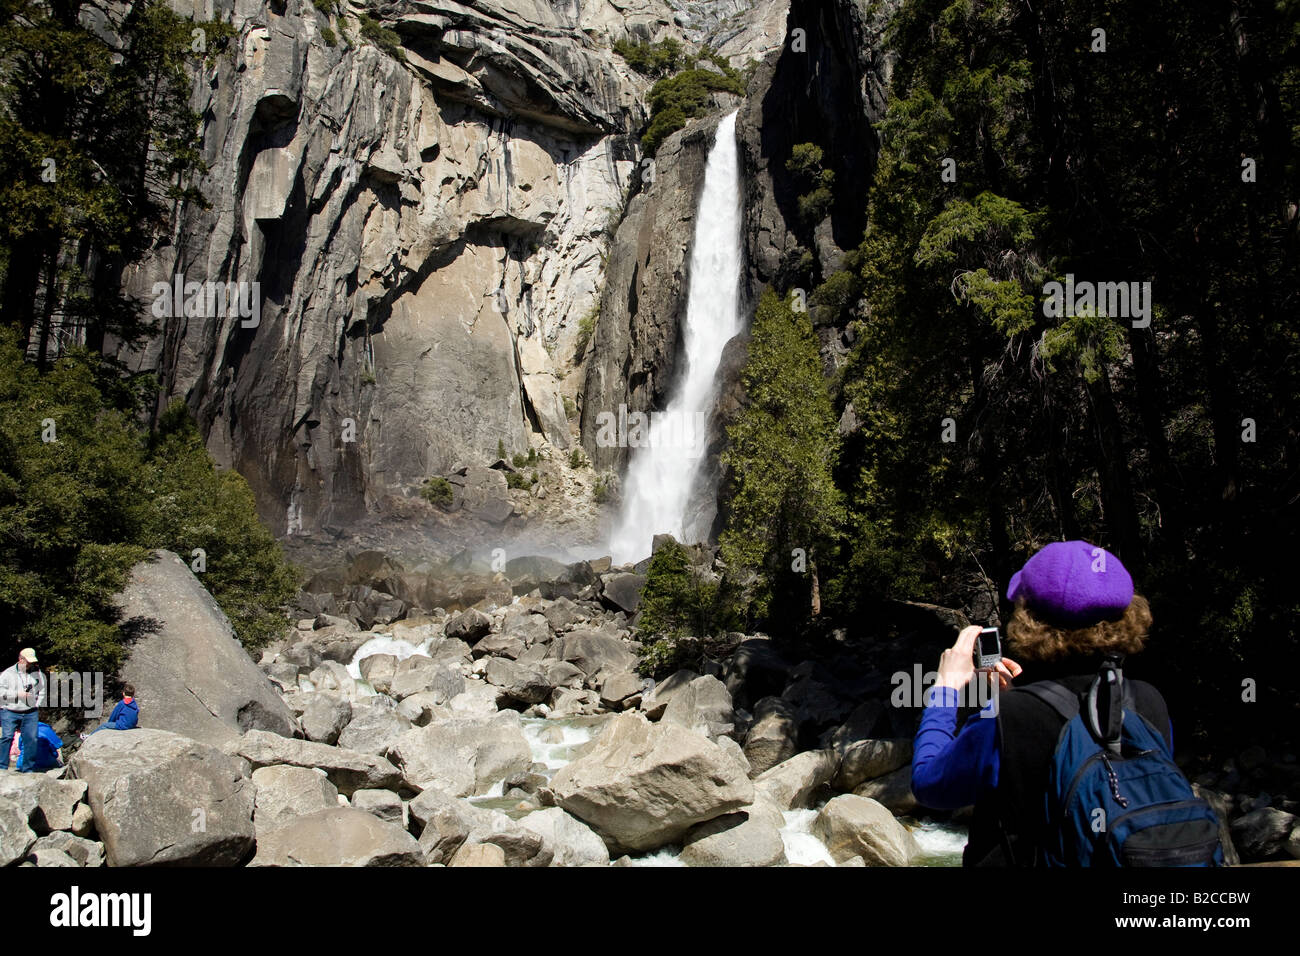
[936, 625, 1022, 691]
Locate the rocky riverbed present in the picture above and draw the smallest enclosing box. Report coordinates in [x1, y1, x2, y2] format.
[3, 547, 1295, 867]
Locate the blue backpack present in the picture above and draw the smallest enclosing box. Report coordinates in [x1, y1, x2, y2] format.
[1019, 658, 1224, 866]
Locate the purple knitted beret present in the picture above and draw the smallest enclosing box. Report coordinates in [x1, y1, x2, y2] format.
[1006, 540, 1134, 629]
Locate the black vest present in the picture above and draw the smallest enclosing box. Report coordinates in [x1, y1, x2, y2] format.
[961, 656, 1172, 866]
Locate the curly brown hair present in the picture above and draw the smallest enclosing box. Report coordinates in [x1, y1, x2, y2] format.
[1005, 595, 1152, 662]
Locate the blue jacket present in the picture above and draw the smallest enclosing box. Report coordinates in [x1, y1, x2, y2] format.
[17, 722, 62, 771]
[103, 698, 139, 731]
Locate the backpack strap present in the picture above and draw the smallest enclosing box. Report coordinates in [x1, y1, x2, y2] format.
[1019, 657, 1135, 754]
[1017, 680, 1082, 723]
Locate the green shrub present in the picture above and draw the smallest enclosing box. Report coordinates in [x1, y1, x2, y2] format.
[641, 68, 745, 155]
[593, 473, 611, 503]
[563, 396, 577, 420]
[321, 26, 337, 47]
[574, 304, 598, 361]
[421, 476, 453, 507]
[506, 470, 535, 491]
[636, 539, 738, 640]
[636, 637, 688, 679]
[0, 332, 299, 673]
[569, 447, 588, 469]
[787, 143, 835, 226]
[357, 13, 404, 60]
[497, 438, 506, 460]
[613, 37, 685, 78]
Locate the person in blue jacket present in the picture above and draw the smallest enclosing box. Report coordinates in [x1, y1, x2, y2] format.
[83, 684, 139, 737]
[16, 722, 63, 771]
[911, 540, 1172, 865]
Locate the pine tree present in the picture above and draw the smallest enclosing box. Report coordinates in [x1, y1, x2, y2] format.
[720, 288, 843, 624]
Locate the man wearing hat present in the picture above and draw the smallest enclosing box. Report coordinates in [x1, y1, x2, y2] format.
[910, 540, 1172, 865]
[0, 648, 47, 773]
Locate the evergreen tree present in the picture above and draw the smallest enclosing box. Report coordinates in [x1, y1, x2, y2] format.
[720, 288, 843, 624]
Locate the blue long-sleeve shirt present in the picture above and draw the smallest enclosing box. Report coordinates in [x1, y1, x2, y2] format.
[911, 685, 999, 809]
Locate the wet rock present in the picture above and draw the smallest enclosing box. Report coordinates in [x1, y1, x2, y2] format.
[812, 794, 920, 866]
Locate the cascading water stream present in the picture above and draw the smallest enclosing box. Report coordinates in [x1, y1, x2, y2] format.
[609, 110, 744, 565]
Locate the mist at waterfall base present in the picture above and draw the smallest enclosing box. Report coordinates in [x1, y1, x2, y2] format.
[608, 110, 745, 566]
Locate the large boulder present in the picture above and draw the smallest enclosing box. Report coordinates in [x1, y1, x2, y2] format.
[661, 674, 735, 740]
[742, 696, 798, 776]
[251, 766, 339, 837]
[753, 750, 838, 811]
[445, 608, 493, 643]
[114, 551, 296, 747]
[358, 654, 399, 694]
[545, 712, 754, 854]
[517, 808, 610, 867]
[70, 729, 256, 866]
[337, 702, 413, 755]
[599, 572, 646, 614]
[557, 627, 637, 683]
[484, 657, 552, 706]
[0, 795, 36, 866]
[1230, 807, 1297, 859]
[299, 694, 352, 745]
[0, 773, 88, 834]
[390, 656, 464, 702]
[811, 794, 920, 866]
[386, 712, 532, 796]
[834, 737, 913, 792]
[678, 808, 787, 867]
[472, 633, 527, 660]
[233, 730, 403, 796]
[250, 807, 424, 867]
[641, 669, 701, 720]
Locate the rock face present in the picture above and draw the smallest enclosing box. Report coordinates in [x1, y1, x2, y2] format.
[545, 712, 754, 854]
[114, 0, 762, 547]
[114, 551, 296, 748]
[250, 807, 424, 867]
[70, 729, 256, 867]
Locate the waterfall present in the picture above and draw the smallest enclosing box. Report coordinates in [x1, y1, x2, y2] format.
[609, 110, 743, 565]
